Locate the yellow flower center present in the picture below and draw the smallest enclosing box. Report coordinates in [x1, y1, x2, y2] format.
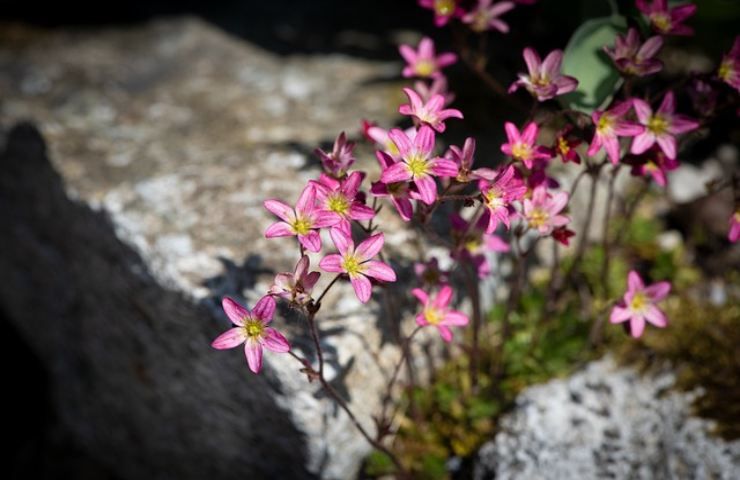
[651, 13, 672, 33]
[244, 320, 265, 339]
[327, 194, 350, 215]
[630, 292, 647, 312]
[528, 208, 549, 228]
[292, 217, 312, 235]
[718, 59, 733, 82]
[558, 137, 570, 155]
[464, 235, 480, 253]
[644, 160, 658, 172]
[734, 211, 740, 222]
[342, 255, 365, 276]
[407, 154, 429, 177]
[415, 60, 436, 77]
[532, 75, 551, 87]
[435, 0, 455, 16]
[647, 115, 669, 136]
[424, 307, 444, 325]
[511, 142, 531, 160]
[597, 113, 614, 133]
[485, 189, 504, 209]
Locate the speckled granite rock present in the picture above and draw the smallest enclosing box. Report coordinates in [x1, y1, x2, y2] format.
[0, 17, 421, 480]
[474, 357, 740, 480]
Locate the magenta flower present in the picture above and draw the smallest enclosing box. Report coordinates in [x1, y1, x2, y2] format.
[478, 165, 527, 233]
[610, 270, 671, 338]
[412, 285, 469, 342]
[523, 186, 570, 235]
[414, 257, 450, 287]
[315, 131, 356, 178]
[552, 125, 582, 164]
[636, 0, 696, 36]
[312, 171, 375, 234]
[319, 229, 397, 303]
[631, 92, 699, 160]
[264, 184, 341, 252]
[718, 36, 740, 92]
[399, 36, 457, 78]
[399, 87, 464, 133]
[212, 296, 290, 374]
[451, 213, 510, 278]
[625, 146, 679, 187]
[268, 255, 321, 304]
[371, 151, 419, 221]
[604, 28, 664, 77]
[500, 121, 552, 169]
[446, 136, 491, 182]
[462, 0, 516, 33]
[418, 0, 463, 27]
[508, 48, 578, 101]
[365, 124, 416, 159]
[379, 125, 459, 205]
[552, 226, 575, 246]
[729, 211, 740, 243]
[587, 101, 644, 164]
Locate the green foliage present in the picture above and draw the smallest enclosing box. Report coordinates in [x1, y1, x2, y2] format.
[560, 16, 626, 113]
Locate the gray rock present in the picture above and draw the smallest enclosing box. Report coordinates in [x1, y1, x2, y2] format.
[0, 17, 419, 480]
[474, 357, 740, 480]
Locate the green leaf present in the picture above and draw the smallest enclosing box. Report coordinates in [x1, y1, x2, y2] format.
[560, 15, 626, 113]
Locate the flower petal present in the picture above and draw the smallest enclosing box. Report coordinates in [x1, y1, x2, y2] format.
[363, 260, 396, 282]
[381, 162, 412, 184]
[610, 305, 631, 324]
[441, 311, 469, 326]
[211, 327, 247, 349]
[356, 233, 385, 261]
[222, 297, 250, 326]
[644, 281, 671, 301]
[295, 184, 317, 215]
[437, 325, 453, 342]
[350, 274, 373, 303]
[414, 175, 438, 205]
[523, 47, 541, 75]
[434, 285, 453, 309]
[252, 295, 276, 323]
[414, 125, 436, 156]
[262, 327, 291, 353]
[631, 132, 655, 155]
[627, 270, 645, 292]
[656, 135, 677, 159]
[630, 316, 646, 338]
[319, 253, 344, 272]
[412, 288, 429, 305]
[329, 227, 353, 256]
[265, 221, 295, 238]
[244, 339, 263, 373]
[263, 199, 294, 222]
[644, 305, 667, 327]
[298, 231, 321, 252]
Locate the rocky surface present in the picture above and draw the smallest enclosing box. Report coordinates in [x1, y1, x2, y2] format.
[474, 357, 740, 480]
[0, 17, 426, 480]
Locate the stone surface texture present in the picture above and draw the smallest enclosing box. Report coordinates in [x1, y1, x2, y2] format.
[474, 357, 740, 480]
[0, 17, 424, 480]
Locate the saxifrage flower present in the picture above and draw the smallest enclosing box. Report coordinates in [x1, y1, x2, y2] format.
[610, 270, 671, 338]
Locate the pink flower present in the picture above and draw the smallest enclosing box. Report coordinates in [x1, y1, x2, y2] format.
[552, 125, 582, 164]
[412, 285, 469, 342]
[414, 257, 450, 287]
[625, 146, 679, 187]
[509, 48, 578, 101]
[462, 0, 516, 33]
[399, 87, 464, 133]
[478, 165, 527, 233]
[319, 229, 397, 303]
[311, 172, 375, 234]
[418, 0, 464, 27]
[636, 0, 696, 36]
[631, 92, 699, 159]
[729, 210, 740, 243]
[371, 151, 419, 221]
[399, 36, 457, 78]
[588, 101, 645, 164]
[610, 270, 671, 338]
[268, 255, 321, 304]
[379, 125, 459, 205]
[718, 36, 740, 92]
[264, 184, 341, 252]
[365, 124, 416, 159]
[450, 213, 510, 278]
[604, 28, 664, 77]
[212, 296, 290, 374]
[446, 136, 492, 182]
[523, 186, 570, 235]
[315, 131, 356, 178]
[414, 76, 455, 106]
[500, 121, 552, 169]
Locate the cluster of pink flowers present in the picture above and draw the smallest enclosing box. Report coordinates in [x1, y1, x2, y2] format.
[418, 0, 536, 33]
